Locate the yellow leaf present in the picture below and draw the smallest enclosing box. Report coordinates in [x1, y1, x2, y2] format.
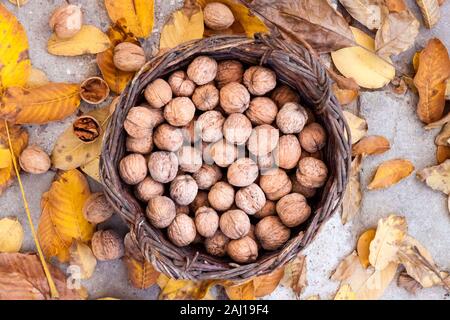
[38, 170, 93, 262]
[224, 280, 255, 300]
[417, 159, 450, 194]
[369, 215, 407, 270]
[0, 217, 23, 253]
[416, 0, 440, 28]
[0, 148, 11, 169]
[47, 25, 111, 57]
[80, 158, 100, 182]
[332, 83, 359, 105]
[253, 267, 284, 297]
[356, 229, 376, 268]
[341, 155, 362, 224]
[0, 4, 31, 90]
[334, 284, 356, 300]
[69, 241, 97, 280]
[157, 274, 215, 300]
[51, 106, 111, 170]
[352, 135, 391, 156]
[331, 27, 395, 89]
[159, 2, 204, 49]
[104, 0, 154, 38]
[124, 255, 159, 289]
[343, 111, 368, 144]
[26, 67, 49, 88]
[368, 159, 414, 190]
[0, 83, 81, 125]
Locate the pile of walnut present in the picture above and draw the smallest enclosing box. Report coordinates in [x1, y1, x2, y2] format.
[118, 56, 328, 264]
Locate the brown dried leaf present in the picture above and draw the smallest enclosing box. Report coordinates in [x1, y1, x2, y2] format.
[282, 254, 307, 297]
[368, 159, 414, 190]
[69, 241, 97, 280]
[416, 0, 441, 28]
[385, 0, 407, 12]
[332, 83, 359, 105]
[424, 112, 450, 129]
[339, 0, 382, 30]
[124, 255, 159, 290]
[352, 135, 391, 156]
[435, 122, 450, 146]
[397, 271, 423, 294]
[357, 229, 376, 268]
[224, 280, 255, 300]
[253, 267, 284, 297]
[436, 145, 450, 164]
[343, 111, 368, 144]
[157, 274, 216, 300]
[416, 159, 450, 194]
[341, 155, 362, 225]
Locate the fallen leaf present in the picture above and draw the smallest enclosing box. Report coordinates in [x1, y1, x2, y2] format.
[357, 229, 376, 268]
[7, 0, 29, 6]
[0, 252, 86, 300]
[47, 25, 111, 56]
[38, 170, 94, 262]
[332, 83, 359, 105]
[104, 0, 154, 38]
[52, 106, 111, 170]
[0, 217, 23, 253]
[0, 148, 11, 169]
[416, 0, 441, 28]
[416, 159, 450, 194]
[436, 145, 450, 164]
[26, 67, 49, 88]
[0, 83, 81, 125]
[124, 255, 159, 289]
[253, 267, 284, 297]
[446, 80, 450, 100]
[414, 38, 450, 124]
[413, 51, 421, 72]
[332, 27, 396, 89]
[157, 274, 215, 300]
[0, 4, 31, 90]
[369, 215, 407, 270]
[375, 10, 420, 58]
[224, 280, 255, 300]
[368, 159, 414, 190]
[334, 284, 356, 300]
[424, 112, 450, 129]
[391, 77, 408, 95]
[343, 111, 368, 144]
[339, 0, 382, 30]
[341, 155, 362, 224]
[397, 271, 423, 294]
[80, 158, 101, 182]
[159, 0, 204, 49]
[306, 294, 320, 300]
[352, 135, 391, 156]
[282, 254, 307, 297]
[385, 0, 407, 12]
[331, 252, 362, 282]
[69, 241, 97, 280]
[435, 122, 450, 146]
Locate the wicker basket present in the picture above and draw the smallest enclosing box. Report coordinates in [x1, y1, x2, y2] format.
[100, 35, 351, 281]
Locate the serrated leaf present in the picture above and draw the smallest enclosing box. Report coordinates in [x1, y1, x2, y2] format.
[253, 267, 284, 297]
[341, 155, 362, 224]
[69, 241, 97, 280]
[0, 83, 81, 125]
[26, 67, 49, 89]
[0, 217, 23, 253]
[352, 136, 390, 156]
[38, 170, 93, 263]
[338, 0, 382, 30]
[343, 111, 368, 144]
[124, 255, 159, 289]
[356, 229, 376, 268]
[47, 25, 111, 57]
[157, 274, 215, 300]
[368, 159, 414, 190]
[416, 0, 440, 28]
[0, 4, 31, 90]
[416, 159, 450, 194]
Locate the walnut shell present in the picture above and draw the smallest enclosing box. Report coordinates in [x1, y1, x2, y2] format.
[290, 175, 317, 199]
[126, 135, 153, 154]
[80, 77, 110, 105]
[170, 175, 199, 206]
[168, 70, 196, 97]
[193, 164, 222, 190]
[220, 82, 250, 114]
[189, 191, 210, 213]
[164, 97, 196, 127]
[227, 158, 259, 187]
[168, 214, 197, 247]
[49, 4, 82, 39]
[256, 153, 276, 173]
[177, 146, 203, 173]
[259, 168, 292, 201]
[255, 216, 290, 251]
[113, 42, 146, 72]
[216, 60, 243, 88]
[298, 122, 327, 153]
[235, 183, 266, 215]
[204, 230, 230, 257]
[219, 209, 250, 240]
[91, 230, 124, 261]
[144, 79, 173, 109]
[254, 200, 276, 219]
[276, 102, 309, 134]
[153, 124, 184, 152]
[247, 124, 280, 156]
[203, 2, 235, 31]
[146, 196, 176, 228]
[181, 117, 200, 145]
[243, 66, 276, 96]
[148, 151, 178, 183]
[209, 139, 238, 167]
[277, 193, 311, 227]
[82, 192, 113, 224]
[208, 181, 235, 211]
[245, 97, 278, 125]
[192, 84, 219, 111]
[19, 145, 51, 174]
[119, 153, 147, 185]
[196, 110, 225, 143]
[227, 236, 258, 263]
[195, 206, 219, 237]
[271, 85, 300, 108]
[223, 113, 252, 145]
[274, 135, 302, 170]
[296, 157, 328, 188]
[187, 56, 218, 85]
[135, 176, 164, 202]
[124, 106, 155, 138]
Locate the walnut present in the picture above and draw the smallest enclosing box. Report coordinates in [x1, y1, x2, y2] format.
[164, 97, 196, 127]
[243, 66, 276, 96]
[276, 102, 309, 134]
[296, 157, 328, 188]
[148, 151, 178, 183]
[235, 183, 266, 215]
[189, 191, 210, 213]
[193, 164, 222, 190]
[220, 82, 250, 114]
[274, 135, 302, 170]
[19, 145, 51, 174]
[168, 214, 197, 247]
[144, 79, 173, 109]
[254, 200, 276, 219]
[255, 216, 290, 251]
[290, 175, 317, 199]
[146, 195, 176, 228]
[299, 122, 327, 153]
[168, 70, 196, 97]
[170, 175, 198, 206]
[82, 192, 113, 224]
[216, 60, 243, 88]
[181, 117, 200, 144]
[187, 56, 218, 85]
[256, 153, 275, 172]
[177, 146, 203, 173]
[192, 84, 219, 111]
[196, 110, 225, 143]
[49, 4, 82, 39]
[204, 230, 229, 257]
[135, 176, 164, 202]
[208, 181, 235, 211]
[209, 139, 238, 167]
[119, 153, 147, 185]
[113, 42, 146, 72]
[270, 85, 300, 108]
[124, 106, 155, 138]
[201, 141, 214, 164]
[227, 236, 258, 263]
[219, 209, 250, 239]
[245, 97, 278, 125]
[126, 135, 153, 154]
[277, 193, 311, 227]
[203, 2, 235, 31]
[259, 168, 292, 200]
[146, 107, 165, 127]
[227, 158, 259, 187]
[223, 113, 252, 145]
[80, 77, 110, 105]
[91, 230, 124, 261]
[195, 206, 219, 237]
[247, 124, 279, 156]
[153, 124, 183, 152]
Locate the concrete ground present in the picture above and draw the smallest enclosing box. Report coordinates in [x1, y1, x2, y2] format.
[1, 0, 449, 300]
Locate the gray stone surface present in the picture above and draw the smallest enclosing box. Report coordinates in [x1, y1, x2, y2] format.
[0, 0, 448, 300]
